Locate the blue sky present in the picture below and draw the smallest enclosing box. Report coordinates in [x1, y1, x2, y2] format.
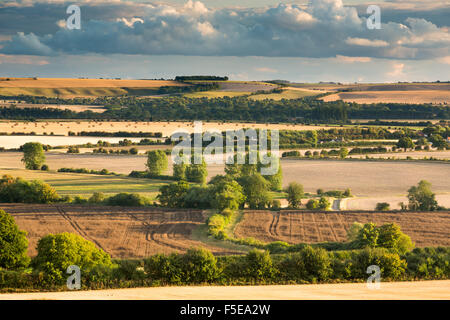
[0, 0, 449, 82]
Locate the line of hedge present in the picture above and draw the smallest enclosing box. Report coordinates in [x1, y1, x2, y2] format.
[1, 246, 448, 291]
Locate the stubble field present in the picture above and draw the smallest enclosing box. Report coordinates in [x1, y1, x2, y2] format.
[3, 204, 240, 259]
[234, 210, 450, 247]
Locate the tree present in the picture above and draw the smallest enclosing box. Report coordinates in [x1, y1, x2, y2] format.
[339, 147, 349, 159]
[21, 142, 46, 170]
[407, 180, 438, 211]
[346, 222, 363, 242]
[239, 173, 272, 209]
[32, 232, 112, 284]
[306, 199, 319, 210]
[146, 150, 168, 175]
[157, 181, 190, 208]
[356, 223, 379, 248]
[397, 137, 415, 151]
[430, 134, 448, 150]
[0, 176, 59, 204]
[259, 154, 283, 191]
[377, 223, 414, 254]
[209, 178, 245, 211]
[318, 197, 331, 210]
[285, 182, 304, 208]
[186, 156, 208, 184]
[0, 209, 30, 269]
[376, 202, 390, 211]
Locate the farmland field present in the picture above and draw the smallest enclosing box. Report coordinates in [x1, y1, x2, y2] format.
[250, 87, 325, 100]
[2, 204, 241, 258]
[0, 78, 187, 97]
[0, 120, 329, 137]
[321, 90, 450, 104]
[234, 210, 450, 247]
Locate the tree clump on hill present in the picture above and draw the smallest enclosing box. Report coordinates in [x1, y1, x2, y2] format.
[407, 180, 438, 211]
[21, 142, 46, 170]
[146, 150, 168, 176]
[0, 209, 30, 269]
[0, 175, 59, 204]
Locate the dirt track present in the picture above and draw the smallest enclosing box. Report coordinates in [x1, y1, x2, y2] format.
[1, 280, 448, 300]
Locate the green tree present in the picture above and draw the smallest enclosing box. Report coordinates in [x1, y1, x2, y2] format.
[0, 209, 30, 269]
[32, 232, 112, 284]
[430, 134, 448, 150]
[407, 180, 438, 211]
[318, 197, 331, 210]
[339, 147, 349, 159]
[180, 248, 220, 283]
[377, 223, 414, 254]
[285, 182, 304, 208]
[356, 223, 379, 248]
[239, 173, 272, 209]
[397, 137, 415, 151]
[306, 199, 319, 210]
[259, 154, 283, 191]
[21, 142, 46, 170]
[210, 178, 245, 211]
[157, 181, 190, 208]
[346, 222, 363, 242]
[375, 202, 390, 211]
[186, 156, 208, 184]
[146, 150, 168, 175]
[242, 249, 275, 280]
[0, 176, 59, 204]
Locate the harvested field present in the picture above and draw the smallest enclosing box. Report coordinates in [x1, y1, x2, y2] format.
[0, 120, 330, 137]
[321, 90, 450, 104]
[234, 210, 450, 247]
[2, 204, 240, 258]
[216, 81, 277, 92]
[2, 280, 449, 300]
[250, 88, 324, 100]
[0, 78, 186, 88]
[0, 102, 105, 113]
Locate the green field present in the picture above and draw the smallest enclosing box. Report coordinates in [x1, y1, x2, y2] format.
[0, 168, 171, 199]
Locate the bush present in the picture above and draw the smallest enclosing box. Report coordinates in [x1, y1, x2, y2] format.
[41, 164, 49, 171]
[0, 210, 30, 269]
[279, 246, 332, 282]
[242, 249, 276, 281]
[0, 175, 59, 204]
[271, 199, 281, 210]
[106, 193, 149, 206]
[88, 192, 106, 204]
[32, 233, 112, 284]
[180, 248, 220, 284]
[144, 253, 183, 284]
[285, 182, 304, 208]
[404, 247, 450, 279]
[376, 202, 390, 211]
[306, 199, 319, 210]
[350, 248, 407, 280]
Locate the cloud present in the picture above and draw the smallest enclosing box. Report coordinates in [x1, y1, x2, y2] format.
[386, 62, 405, 78]
[345, 38, 390, 47]
[0, 0, 448, 60]
[335, 55, 372, 63]
[437, 56, 450, 64]
[0, 53, 49, 65]
[254, 67, 278, 73]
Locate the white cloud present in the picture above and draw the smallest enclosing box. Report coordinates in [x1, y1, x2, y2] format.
[254, 67, 278, 73]
[335, 55, 372, 63]
[0, 53, 48, 65]
[386, 62, 405, 78]
[345, 38, 390, 47]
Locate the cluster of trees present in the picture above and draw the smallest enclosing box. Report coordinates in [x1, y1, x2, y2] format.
[69, 131, 163, 138]
[3, 95, 448, 122]
[21, 142, 46, 170]
[282, 147, 389, 158]
[0, 175, 59, 204]
[93, 147, 138, 155]
[158, 83, 219, 94]
[174, 76, 228, 81]
[57, 168, 116, 175]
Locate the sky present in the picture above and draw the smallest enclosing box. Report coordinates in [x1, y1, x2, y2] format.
[0, 0, 449, 83]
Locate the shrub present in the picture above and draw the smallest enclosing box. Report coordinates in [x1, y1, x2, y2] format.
[88, 192, 105, 204]
[404, 247, 450, 279]
[271, 199, 281, 210]
[21, 142, 45, 170]
[144, 253, 183, 284]
[242, 249, 276, 281]
[350, 248, 406, 280]
[376, 202, 390, 211]
[318, 197, 331, 210]
[0, 175, 59, 204]
[180, 248, 220, 284]
[112, 260, 145, 281]
[106, 193, 149, 206]
[41, 164, 49, 171]
[32, 233, 112, 284]
[285, 182, 304, 208]
[266, 241, 290, 254]
[146, 150, 168, 175]
[279, 246, 332, 282]
[306, 199, 319, 210]
[0, 210, 30, 269]
[129, 148, 138, 155]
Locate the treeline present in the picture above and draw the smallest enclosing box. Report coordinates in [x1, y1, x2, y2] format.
[2, 96, 449, 122]
[175, 76, 228, 81]
[157, 83, 219, 94]
[69, 131, 163, 138]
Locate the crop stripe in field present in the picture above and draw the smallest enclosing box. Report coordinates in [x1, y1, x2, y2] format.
[310, 213, 323, 242]
[55, 206, 107, 252]
[301, 213, 306, 241]
[322, 213, 339, 242]
[268, 212, 280, 239]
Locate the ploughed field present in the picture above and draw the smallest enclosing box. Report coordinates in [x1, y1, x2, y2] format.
[234, 210, 450, 247]
[2, 204, 239, 259]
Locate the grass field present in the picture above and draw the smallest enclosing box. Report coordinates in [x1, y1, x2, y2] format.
[250, 87, 326, 100]
[234, 210, 450, 247]
[183, 91, 251, 98]
[0, 168, 169, 198]
[3, 204, 242, 258]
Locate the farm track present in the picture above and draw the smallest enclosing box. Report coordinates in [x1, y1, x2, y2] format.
[55, 206, 107, 252]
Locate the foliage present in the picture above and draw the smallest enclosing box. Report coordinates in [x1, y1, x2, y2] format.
[106, 193, 150, 206]
[0, 210, 30, 269]
[407, 180, 438, 211]
[157, 181, 190, 208]
[146, 150, 168, 176]
[375, 202, 390, 211]
[32, 233, 112, 284]
[21, 142, 46, 170]
[0, 175, 60, 204]
[285, 182, 304, 208]
[239, 173, 272, 209]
